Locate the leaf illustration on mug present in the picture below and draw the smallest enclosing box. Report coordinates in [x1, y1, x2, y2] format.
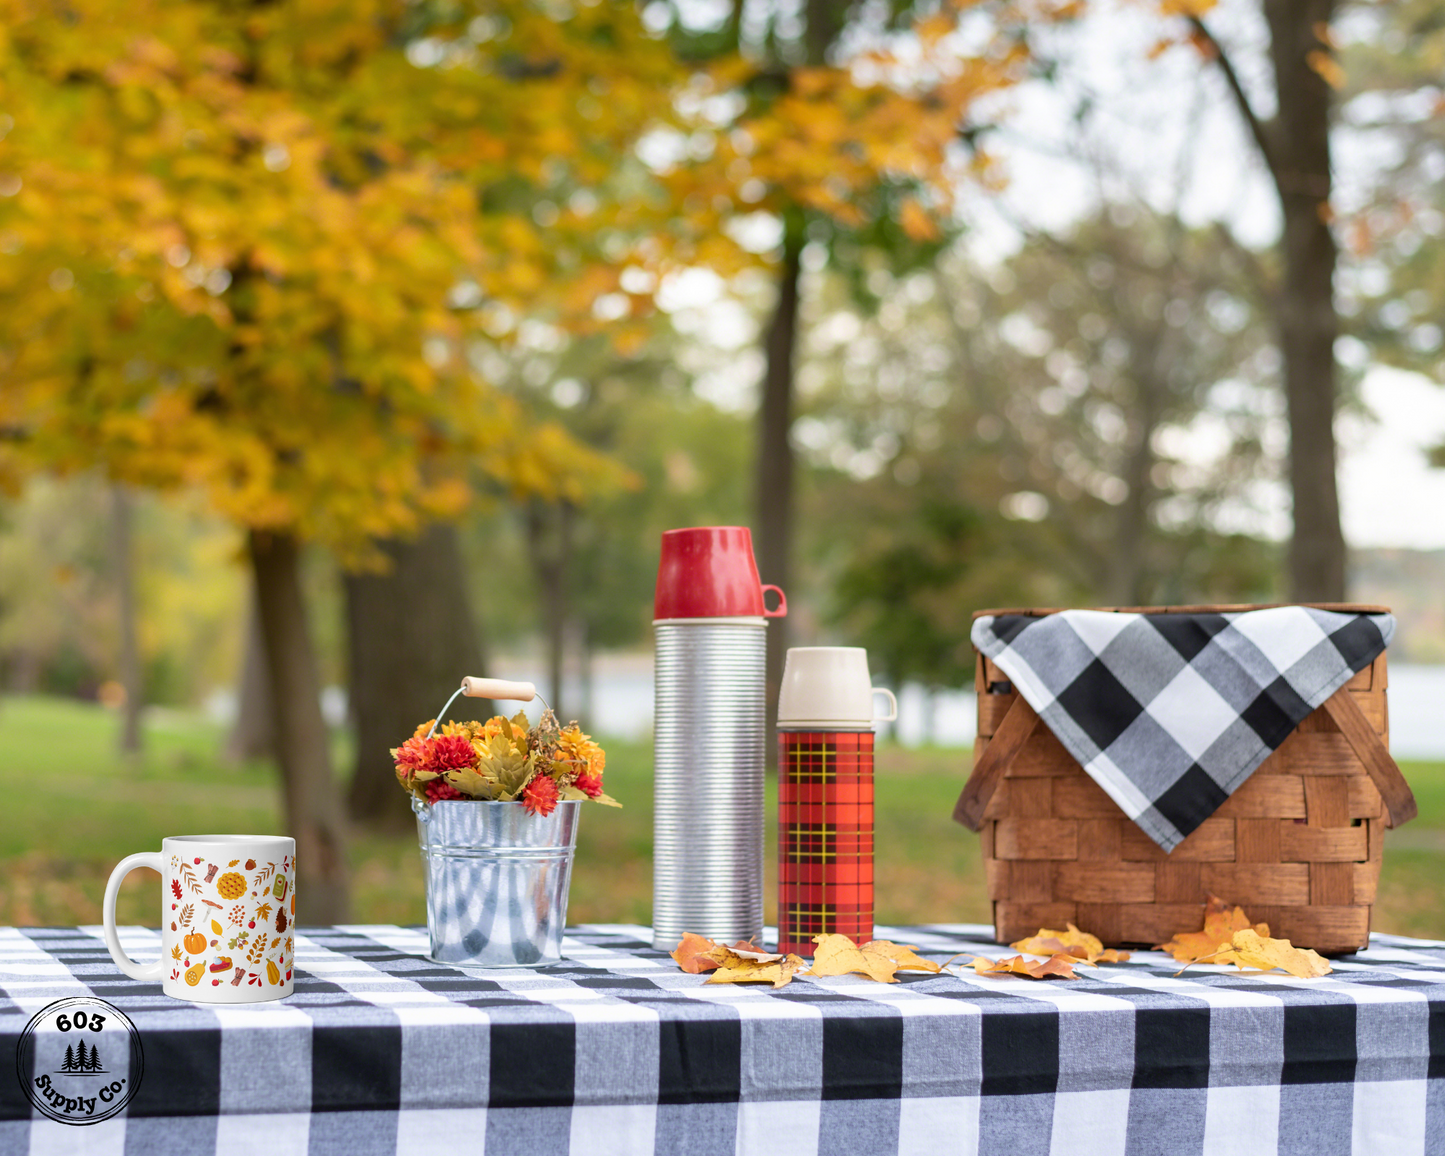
[253, 863, 276, 888]
[179, 903, 194, 929]
[170, 879, 182, 900]
[179, 863, 203, 894]
[246, 937, 266, 967]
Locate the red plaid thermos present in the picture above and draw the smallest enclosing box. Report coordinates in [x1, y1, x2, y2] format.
[775, 648, 897, 956]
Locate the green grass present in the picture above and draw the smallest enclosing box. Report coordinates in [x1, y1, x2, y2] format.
[0, 695, 1440, 941]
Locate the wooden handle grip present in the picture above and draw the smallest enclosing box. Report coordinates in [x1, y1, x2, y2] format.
[953, 695, 1041, 832]
[1321, 686, 1417, 828]
[461, 677, 537, 701]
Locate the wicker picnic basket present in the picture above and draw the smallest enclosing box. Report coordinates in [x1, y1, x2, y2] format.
[953, 604, 1418, 954]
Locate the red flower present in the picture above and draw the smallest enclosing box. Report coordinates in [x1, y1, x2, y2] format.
[574, 770, 604, 799]
[393, 736, 430, 783]
[427, 734, 476, 773]
[522, 775, 560, 817]
[424, 778, 466, 803]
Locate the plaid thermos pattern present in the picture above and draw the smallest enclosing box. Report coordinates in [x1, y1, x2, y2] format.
[777, 730, 874, 954]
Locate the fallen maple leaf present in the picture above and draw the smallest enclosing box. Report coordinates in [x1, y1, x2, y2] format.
[671, 932, 727, 974]
[1206, 929, 1332, 978]
[727, 943, 786, 963]
[1157, 894, 1269, 964]
[863, 940, 944, 974]
[807, 934, 900, 983]
[969, 953, 1086, 980]
[706, 954, 806, 989]
[1010, 923, 1131, 964]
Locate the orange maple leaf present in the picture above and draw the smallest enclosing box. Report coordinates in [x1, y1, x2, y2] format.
[1157, 894, 1269, 964]
[1011, 923, 1130, 964]
[969, 953, 1086, 980]
[670, 932, 726, 974]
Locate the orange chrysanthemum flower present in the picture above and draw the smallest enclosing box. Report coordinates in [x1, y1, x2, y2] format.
[522, 774, 560, 817]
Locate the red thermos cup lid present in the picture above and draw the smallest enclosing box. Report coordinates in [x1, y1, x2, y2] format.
[654, 527, 786, 619]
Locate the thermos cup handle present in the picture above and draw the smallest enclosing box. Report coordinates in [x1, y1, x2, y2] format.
[102, 852, 166, 982]
[873, 687, 898, 722]
[461, 677, 537, 701]
[761, 586, 787, 618]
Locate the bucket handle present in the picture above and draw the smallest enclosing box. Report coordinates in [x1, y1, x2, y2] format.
[425, 677, 552, 740]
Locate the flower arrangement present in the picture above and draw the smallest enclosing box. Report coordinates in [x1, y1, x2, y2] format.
[392, 709, 619, 816]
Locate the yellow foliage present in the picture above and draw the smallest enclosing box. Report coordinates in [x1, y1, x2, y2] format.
[0, 0, 680, 551]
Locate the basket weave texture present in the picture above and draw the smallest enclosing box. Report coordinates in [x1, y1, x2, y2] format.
[961, 605, 1400, 954]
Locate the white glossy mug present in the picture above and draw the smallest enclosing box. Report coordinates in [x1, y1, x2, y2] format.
[776, 647, 898, 729]
[102, 835, 296, 1003]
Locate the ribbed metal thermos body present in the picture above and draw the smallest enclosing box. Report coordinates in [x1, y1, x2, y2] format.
[651, 618, 767, 949]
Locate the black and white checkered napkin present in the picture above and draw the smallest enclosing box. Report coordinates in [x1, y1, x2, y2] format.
[971, 607, 1394, 851]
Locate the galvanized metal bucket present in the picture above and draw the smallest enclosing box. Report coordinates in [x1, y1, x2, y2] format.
[414, 797, 581, 968]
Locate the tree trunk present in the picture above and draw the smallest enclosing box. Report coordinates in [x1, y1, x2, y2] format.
[248, 529, 350, 924]
[526, 501, 573, 718]
[1263, 0, 1346, 600]
[345, 522, 488, 832]
[226, 585, 275, 763]
[109, 485, 143, 755]
[1107, 329, 1167, 605]
[754, 217, 804, 746]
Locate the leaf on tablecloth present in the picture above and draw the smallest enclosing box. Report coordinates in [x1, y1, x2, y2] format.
[705, 954, 806, 989]
[1157, 893, 1269, 964]
[1199, 928, 1332, 978]
[727, 943, 786, 963]
[671, 932, 727, 974]
[863, 940, 944, 973]
[807, 934, 899, 983]
[1010, 923, 1130, 964]
[969, 952, 1086, 980]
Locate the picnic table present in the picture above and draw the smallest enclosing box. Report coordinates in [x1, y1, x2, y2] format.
[3, 923, 1444, 1155]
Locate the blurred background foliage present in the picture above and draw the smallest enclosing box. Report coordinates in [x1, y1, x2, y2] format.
[3, 0, 1445, 925]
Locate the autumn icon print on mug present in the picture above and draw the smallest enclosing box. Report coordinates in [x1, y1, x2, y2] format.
[102, 835, 296, 1003]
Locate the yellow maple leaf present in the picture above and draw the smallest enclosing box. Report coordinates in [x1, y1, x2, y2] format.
[807, 934, 899, 984]
[863, 940, 943, 973]
[705, 955, 806, 990]
[1210, 929, 1332, 978]
[1157, 894, 1268, 964]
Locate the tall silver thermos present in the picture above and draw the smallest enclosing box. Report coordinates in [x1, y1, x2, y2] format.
[651, 526, 786, 950]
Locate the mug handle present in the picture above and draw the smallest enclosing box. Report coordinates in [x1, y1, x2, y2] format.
[873, 687, 898, 722]
[102, 852, 165, 982]
[762, 585, 788, 618]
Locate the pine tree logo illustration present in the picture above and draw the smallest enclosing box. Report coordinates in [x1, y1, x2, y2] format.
[55, 1039, 107, 1074]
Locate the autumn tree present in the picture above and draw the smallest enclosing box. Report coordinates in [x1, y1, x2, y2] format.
[0, 0, 680, 915]
[650, 0, 1036, 729]
[1336, 0, 1445, 428]
[811, 206, 1283, 696]
[1155, 0, 1349, 598]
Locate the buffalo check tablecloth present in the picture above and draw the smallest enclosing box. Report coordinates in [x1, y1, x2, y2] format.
[4, 923, 1445, 1156]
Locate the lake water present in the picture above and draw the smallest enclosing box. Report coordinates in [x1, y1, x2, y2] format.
[507, 655, 1445, 760]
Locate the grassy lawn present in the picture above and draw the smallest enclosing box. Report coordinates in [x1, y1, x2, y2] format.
[1, 695, 1441, 941]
